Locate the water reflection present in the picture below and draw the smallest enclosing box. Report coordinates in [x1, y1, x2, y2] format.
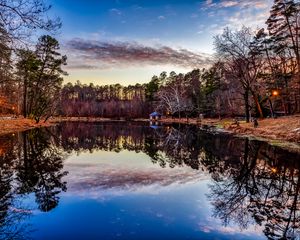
[207, 138, 300, 239]
[0, 122, 299, 239]
[0, 129, 68, 239]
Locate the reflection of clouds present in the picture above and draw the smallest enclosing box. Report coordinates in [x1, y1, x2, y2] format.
[9, 207, 32, 214]
[64, 163, 208, 199]
[198, 221, 264, 237]
[217, 225, 264, 236]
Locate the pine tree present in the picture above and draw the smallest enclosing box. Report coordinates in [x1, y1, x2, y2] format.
[266, 0, 300, 111]
[16, 49, 40, 117]
[17, 35, 67, 122]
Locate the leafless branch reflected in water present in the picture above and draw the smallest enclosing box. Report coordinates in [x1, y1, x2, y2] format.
[206, 139, 300, 239]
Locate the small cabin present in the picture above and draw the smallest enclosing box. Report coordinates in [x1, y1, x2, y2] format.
[149, 112, 162, 120]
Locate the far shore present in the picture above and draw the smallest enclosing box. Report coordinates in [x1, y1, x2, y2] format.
[1, 115, 299, 150]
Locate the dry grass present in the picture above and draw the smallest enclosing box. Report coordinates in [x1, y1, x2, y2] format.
[227, 116, 300, 143]
[0, 118, 54, 136]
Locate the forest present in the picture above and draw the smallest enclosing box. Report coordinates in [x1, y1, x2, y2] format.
[0, 0, 300, 122]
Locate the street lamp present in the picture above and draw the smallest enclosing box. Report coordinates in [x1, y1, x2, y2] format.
[272, 90, 279, 97]
[268, 90, 280, 118]
[271, 167, 277, 173]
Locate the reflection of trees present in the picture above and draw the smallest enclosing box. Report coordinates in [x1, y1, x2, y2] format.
[207, 139, 261, 229]
[149, 126, 203, 169]
[145, 124, 300, 239]
[0, 128, 68, 239]
[17, 129, 68, 212]
[59, 122, 205, 170]
[0, 135, 30, 240]
[51, 122, 300, 239]
[0, 135, 28, 240]
[206, 138, 300, 240]
[87, 122, 300, 240]
[60, 122, 151, 153]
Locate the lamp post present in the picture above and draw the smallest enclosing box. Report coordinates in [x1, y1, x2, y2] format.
[272, 90, 279, 97]
[268, 90, 279, 118]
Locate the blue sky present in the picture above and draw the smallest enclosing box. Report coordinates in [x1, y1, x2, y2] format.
[48, 0, 273, 85]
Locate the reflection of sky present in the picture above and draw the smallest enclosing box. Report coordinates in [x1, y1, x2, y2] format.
[23, 149, 265, 240]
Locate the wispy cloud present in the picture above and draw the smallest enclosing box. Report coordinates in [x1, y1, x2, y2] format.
[219, 1, 239, 8]
[110, 8, 122, 15]
[204, 0, 269, 9]
[66, 39, 212, 70]
[201, 0, 272, 34]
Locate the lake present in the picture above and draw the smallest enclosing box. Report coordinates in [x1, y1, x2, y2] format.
[0, 121, 299, 240]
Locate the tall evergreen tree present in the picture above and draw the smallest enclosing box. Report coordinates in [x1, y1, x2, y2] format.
[17, 35, 67, 122]
[16, 49, 40, 117]
[266, 0, 300, 111]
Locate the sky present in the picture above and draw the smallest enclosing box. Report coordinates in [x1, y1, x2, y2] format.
[48, 0, 273, 86]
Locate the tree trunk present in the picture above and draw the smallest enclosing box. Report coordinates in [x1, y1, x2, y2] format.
[268, 98, 274, 118]
[251, 91, 264, 119]
[244, 90, 250, 123]
[23, 77, 27, 118]
[296, 58, 300, 111]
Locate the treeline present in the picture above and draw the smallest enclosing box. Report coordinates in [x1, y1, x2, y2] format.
[59, 69, 221, 118]
[61, 82, 148, 118]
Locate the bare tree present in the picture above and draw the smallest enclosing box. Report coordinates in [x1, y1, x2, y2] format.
[214, 27, 264, 122]
[156, 73, 193, 118]
[0, 0, 61, 43]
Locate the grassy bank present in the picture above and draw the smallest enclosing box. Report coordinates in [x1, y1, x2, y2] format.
[0, 118, 54, 136]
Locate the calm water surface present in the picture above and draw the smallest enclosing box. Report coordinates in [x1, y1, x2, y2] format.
[0, 122, 300, 240]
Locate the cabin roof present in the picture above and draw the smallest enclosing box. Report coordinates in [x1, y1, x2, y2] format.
[149, 111, 162, 117]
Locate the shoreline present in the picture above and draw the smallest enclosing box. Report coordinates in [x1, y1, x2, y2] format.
[0, 118, 54, 136]
[159, 116, 300, 151]
[1, 116, 299, 150]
